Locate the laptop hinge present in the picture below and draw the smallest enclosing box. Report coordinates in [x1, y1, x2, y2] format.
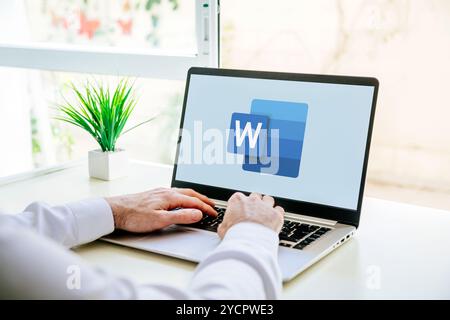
[285, 212, 338, 226]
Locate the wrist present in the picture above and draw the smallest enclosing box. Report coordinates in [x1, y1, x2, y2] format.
[105, 196, 126, 230]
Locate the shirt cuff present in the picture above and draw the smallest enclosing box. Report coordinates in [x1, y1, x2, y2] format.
[66, 198, 115, 245]
[224, 222, 280, 254]
[194, 221, 282, 299]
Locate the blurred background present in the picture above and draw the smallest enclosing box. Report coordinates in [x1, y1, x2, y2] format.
[0, 0, 449, 210]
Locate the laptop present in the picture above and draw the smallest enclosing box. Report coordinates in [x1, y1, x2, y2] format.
[103, 67, 379, 282]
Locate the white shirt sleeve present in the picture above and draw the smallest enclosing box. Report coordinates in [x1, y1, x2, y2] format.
[6, 199, 115, 248]
[0, 200, 282, 299]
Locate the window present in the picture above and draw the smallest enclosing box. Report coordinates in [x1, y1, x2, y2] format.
[220, 0, 450, 210]
[20, 0, 197, 52]
[0, 0, 219, 179]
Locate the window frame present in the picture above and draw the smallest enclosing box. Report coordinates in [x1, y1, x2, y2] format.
[0, 0, 219, 80]
[0, 0, 220, 185]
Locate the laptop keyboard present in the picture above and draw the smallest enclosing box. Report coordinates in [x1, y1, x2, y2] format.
[188, 206, 332, 250]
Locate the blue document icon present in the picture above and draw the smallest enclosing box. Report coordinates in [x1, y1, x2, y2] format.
[227, 112, 269, 157]
[228, 99, 308, 178]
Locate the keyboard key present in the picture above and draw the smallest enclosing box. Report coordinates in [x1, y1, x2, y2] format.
[288, 233, 306, 242]
[284, 221, 297, 231]
[292, 229, 309, 238]
[304, 235, 319, 243]
[279, 233, 293, 242]
[189, 207, 225, 231]
[293, 243, 305, 250]
[280, 242, 292, 248]
[315, 227, 331, 236]
[189, 211, 332, 250]
[209, 221, 219, 228]
[296, 224, 310, 232]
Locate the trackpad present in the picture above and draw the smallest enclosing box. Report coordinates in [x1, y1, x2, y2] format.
[103, 226, 221, 263]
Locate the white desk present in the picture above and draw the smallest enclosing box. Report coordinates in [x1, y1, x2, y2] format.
[1, 161, 450, 299]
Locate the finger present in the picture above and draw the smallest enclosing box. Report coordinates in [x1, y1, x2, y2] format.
[158, 209, 203, 227]
[262, 195, 275, 206]
[229, 192, 245, 201]
[176, 188, 215, 207]
[249, 192, 262, 199]
[170, 194, 217, 217]
[275, 205, 285, 214]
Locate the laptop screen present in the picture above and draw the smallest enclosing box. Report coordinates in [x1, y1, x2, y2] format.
[174, 73, 376, 211]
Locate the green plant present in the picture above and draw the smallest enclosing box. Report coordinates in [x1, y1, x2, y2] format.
[56, 79, 154, 152]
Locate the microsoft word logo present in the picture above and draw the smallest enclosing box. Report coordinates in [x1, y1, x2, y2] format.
[227, 99, 308, 178]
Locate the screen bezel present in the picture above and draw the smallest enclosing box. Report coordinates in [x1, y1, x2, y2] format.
[171, 67, 379, 228]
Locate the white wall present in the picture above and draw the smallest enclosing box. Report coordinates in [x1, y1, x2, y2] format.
[221, 0, 450, 193]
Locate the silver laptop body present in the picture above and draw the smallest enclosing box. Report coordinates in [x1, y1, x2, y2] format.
[103, 67, 379, 282]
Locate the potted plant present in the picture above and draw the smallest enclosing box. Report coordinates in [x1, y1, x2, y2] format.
[56, 79, 154, 180]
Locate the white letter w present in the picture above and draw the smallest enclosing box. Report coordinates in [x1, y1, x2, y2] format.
[235, 120, 262, 149]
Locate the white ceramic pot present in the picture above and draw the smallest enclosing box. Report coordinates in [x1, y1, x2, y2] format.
[88, 149, 128, 181]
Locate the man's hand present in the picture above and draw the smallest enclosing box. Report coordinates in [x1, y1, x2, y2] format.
[218, 192, 284, 238]
[106, 188, 216, 233]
